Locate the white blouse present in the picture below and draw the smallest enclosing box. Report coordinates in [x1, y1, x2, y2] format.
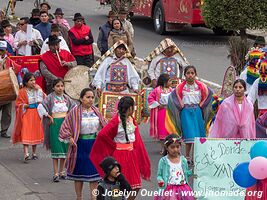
[27, 88, 43, 104]
[159, 92, 171, 105]
[52, 96, 68, 114]
[167, 158, 186, 185]
[114, 121, 136, 143]
[182, 83, 201, 105]
[80, 110, 100, 135]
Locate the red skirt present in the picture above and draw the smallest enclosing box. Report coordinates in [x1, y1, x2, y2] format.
[112, 148, 141, 189]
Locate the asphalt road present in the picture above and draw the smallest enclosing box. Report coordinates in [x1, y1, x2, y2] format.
[0, 0, 241, 199]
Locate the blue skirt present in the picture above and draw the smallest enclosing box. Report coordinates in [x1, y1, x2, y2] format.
[180, 105, 205, 143]
[67, 138, 100, 182]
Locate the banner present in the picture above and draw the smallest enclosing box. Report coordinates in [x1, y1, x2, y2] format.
[193, 138, 266, 200]
[9, 55, 45, 91]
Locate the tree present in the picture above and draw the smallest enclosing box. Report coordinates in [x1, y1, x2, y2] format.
[202, 0, 267, 75]
[202, 0, 267, 40]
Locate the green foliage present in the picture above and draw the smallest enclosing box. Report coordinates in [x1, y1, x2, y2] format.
[202, 0, 267, 31]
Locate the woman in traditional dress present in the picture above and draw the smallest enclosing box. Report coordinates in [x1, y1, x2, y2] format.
[108, 19, 135, 57]
[209, 79, 256, 138]
[59, 88, 107, 200]
[12, 73, 45, 162]
[148, 74, 172, 153]
[90, 96, 151, 200]
[165, 66, 213, 165]
[37, 79, 76, 182]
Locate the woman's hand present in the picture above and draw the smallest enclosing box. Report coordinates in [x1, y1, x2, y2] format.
[48, 115, 54, 124]
[69, 137, 77, 147]
[23, 104, 29, 109]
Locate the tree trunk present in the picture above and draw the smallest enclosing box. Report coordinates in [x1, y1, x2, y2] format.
[240, 29, 247, 42]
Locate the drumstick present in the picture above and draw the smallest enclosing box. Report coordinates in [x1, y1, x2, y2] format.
[56, 50, 62, 66]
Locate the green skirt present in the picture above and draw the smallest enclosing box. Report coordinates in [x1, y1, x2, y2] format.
[50, 117, 69, 158]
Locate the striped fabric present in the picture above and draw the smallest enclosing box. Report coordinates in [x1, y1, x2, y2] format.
[59, 105, 107, 173]
[144, 38, 189, 64]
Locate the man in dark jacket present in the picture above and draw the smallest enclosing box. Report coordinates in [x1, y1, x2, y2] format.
[97, 11, 116, 55]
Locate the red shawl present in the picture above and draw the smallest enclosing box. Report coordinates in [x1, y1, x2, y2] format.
[5, 56, 22, 74]
[40, 50, 75, 78]
[12, 86, 46, 144]
[90, 114, 151, 180]
[59, 105, 107, 173]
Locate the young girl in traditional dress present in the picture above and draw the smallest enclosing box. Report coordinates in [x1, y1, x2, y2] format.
[148, 74, 172, 153]
[37, 79, 76, 182]
[59, 88, 107, 200]
[165, 66, 213, 165]
[90, 96, 151, 200]
[12, 73, 45, 162]
[154, 134, 194, 200]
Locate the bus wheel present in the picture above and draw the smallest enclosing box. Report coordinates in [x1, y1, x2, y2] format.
[153, 1, 166, 35]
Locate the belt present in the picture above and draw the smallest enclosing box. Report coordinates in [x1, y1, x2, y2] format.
[106, 83, 128, 92]
[28, 103, 39, 109]
[79, 133, 96, 140]
[184, 104, 199, 108]
[52, 112, 67, 118]
[116, 143, 133, 151]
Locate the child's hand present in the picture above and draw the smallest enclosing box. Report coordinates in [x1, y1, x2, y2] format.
[158, 181, 164, 187]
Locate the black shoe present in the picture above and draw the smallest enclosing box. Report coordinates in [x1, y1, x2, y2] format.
[59, 172, 66, 180]
[53, 175, 60, 182]
[1, 133, 10, 138]
[24, 154, 31, 163]
[31, 154, 38, 160]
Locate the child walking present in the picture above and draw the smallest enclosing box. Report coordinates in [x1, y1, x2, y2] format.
[97, 156, 132, 200]
[155, 134, 194, 200]
[148, 74, 172, 154]
[12, 73, 46, 162]
[37, 79, 76, 182]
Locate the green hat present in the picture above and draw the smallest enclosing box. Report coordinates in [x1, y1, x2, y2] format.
[254, 36, 266, 46]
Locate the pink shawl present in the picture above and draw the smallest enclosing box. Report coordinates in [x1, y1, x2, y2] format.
[209, 94, 256, 138]
[148, 86, 172, 138]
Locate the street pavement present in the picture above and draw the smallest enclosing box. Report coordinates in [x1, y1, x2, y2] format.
[0, 0, 255, 199]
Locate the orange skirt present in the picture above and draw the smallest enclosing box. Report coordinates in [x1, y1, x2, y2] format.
[21, 108, 44, 145]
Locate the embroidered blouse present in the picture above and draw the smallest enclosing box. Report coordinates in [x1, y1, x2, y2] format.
[114, 121, 136, 143]
[52, 95, 68, 114]
[182, 83, 201, 105]
[27, 88, 44, 104]
[80, 110, 100, 135]
[159, 92, 171, 105]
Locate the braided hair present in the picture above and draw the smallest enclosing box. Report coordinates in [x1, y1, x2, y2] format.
[118, 96, 135, 143]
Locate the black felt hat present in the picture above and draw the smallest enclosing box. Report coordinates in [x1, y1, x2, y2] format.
[73, 13, 84, 21]
[54, 8, 64, 15]
[46, 35, 61, 45]
[100, 156, 121, 176]
[254, 36, 266, 46]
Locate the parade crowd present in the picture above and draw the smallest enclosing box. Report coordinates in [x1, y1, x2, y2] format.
[0, 1, 266, 200]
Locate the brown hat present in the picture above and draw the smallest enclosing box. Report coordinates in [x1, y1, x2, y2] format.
[40, 2, 51, 10]
[54, 8, 64, 15]
[118, 8, 128, 14]
[1, 20, 11, 28]
[107, 10, 116, 18]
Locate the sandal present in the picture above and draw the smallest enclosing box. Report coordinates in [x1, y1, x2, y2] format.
[59, 172, 66, 180]
[31, 154, 38, 160]
[53, 174, 60, 182]
[24, 154, 31, 163]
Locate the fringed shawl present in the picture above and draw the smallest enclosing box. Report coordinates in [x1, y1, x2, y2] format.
[90, 114, 151, 180]
[165, 80, 213, 135]
[41, 92, 77, 150]
[59, 105, 107, 173]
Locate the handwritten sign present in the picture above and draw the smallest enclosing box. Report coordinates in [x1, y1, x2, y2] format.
[193, 138, 266, 200]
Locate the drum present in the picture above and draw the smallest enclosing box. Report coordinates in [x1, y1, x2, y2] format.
[64, 65, 94, 100]
[0, 68, 19, 105]
[99, 91, 142, 124]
